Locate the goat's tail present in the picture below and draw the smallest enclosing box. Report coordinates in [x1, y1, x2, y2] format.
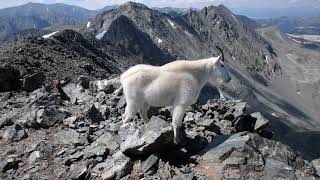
[215, 46, 224, 62]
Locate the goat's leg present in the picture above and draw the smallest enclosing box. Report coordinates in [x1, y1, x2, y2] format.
[123, 102, 138, 124]
[139, 103, 150, 124]
[172, 105, 187, 144]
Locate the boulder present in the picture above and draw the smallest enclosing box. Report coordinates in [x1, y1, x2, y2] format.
[3, 124, 28, 142]
[197, 132, 317, 179]
[28, 141, 55, 164]
[195, 118, 220, 134]
[233, 114, 255, 132]
[93, 132, 119, 154]
[142, 154, 160, 173]
[251, 112, 269, 132]
[116, 96, 126, 109]
[0, 65, 21, 92]
[36, 106, 68, 128]
[54, 129, 80, 145]
[68, 162, 88, 179]
[92, 151, 132, 180]
[62, 83, 94, 104]
[120, 116, 174, 156]
[0, 156, 21, 172]
[83, 144, 109, 159]
[85, 104, 104, 123]
[63, 116, 78, 127]
[92, 77, 121, 93]
[22, 72, 46, 92]
[0, 115, 14, 129]
[311, 159, 320, 176]
[76, 76, 90, 89]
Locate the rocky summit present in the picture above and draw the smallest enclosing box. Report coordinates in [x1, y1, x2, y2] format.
[0, 77, 318, 179]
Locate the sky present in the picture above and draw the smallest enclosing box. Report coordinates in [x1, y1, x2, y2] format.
[0, 0, 319, 17]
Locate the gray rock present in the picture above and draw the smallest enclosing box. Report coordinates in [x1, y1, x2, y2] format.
[233, 115, 255, 132]
[63, 116, 78, 126]
[196, 118, 221, 134]
[233, 102, 247, 118]
[68, 162, 88, 179]
[0, 65, 21, 92]
[93, 132, 119, 154]
[174, 172, 195, 180]
[215, 120, 233, 135]
[198, 132, 317, 179]
[92, 78, 121, 93]
[28, 151, 41, 164]
[120, 116, 174, 156]
[36, 106, 68, 128]
[55, 129, 80, 145]
[0, 157, 20, 172]
[76, 76, 90, 89]
[29, 141, 55, 164]
[62, 83, 94, 103]
[0, 115, 14, 129]
[83, 144, 109, 159]
[92, 151, 132, 180]
[94, 103, 111, 119]
[142, 154, 159, 173]
[65, 151, 84, 166]
[311, 159, 320, 176]
[251, 112, 269, 132]
[22, 72, 45, 92]
[116, 96, 126, 109]
[86, 104, 104, 123]
[3, 124, 27, 142]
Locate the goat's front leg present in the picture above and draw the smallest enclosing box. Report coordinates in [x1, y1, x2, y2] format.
[172, 105, 187, 144]
[123, 102, 138, 124]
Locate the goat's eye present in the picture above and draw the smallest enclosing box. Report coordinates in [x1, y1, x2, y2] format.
[220, 64, 224, 68]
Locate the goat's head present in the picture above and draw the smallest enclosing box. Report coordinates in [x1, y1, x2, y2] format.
[209, 48, 231, 84]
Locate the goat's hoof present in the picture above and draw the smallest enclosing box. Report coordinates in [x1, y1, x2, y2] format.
[174, 136, 181, 145]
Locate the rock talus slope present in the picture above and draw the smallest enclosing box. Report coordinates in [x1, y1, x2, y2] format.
[0, 78, 318, 179]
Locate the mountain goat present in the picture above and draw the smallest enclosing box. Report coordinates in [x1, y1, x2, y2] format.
[120, 49, 231, 143]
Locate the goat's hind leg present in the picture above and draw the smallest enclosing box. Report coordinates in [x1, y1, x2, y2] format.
[139, 102, 150, 124]
[172, 105, 187, 144]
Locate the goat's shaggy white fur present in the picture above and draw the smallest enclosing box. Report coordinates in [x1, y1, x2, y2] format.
[120, 55, 231, 143]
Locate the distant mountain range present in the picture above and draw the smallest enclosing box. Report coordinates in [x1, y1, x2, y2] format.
[257, 16, 320, 35]
[0, 3, 118, 42]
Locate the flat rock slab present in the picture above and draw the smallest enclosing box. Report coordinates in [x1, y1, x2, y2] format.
[197, 132, 317, 179]
[92, 151, 132, 180]
[251, 112, 269, 132]
[120, 116, 174, 156]
[54, 129, 80, 145]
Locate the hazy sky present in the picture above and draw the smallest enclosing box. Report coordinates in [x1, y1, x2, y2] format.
[0, 0, 319, 17]
[0, 0, 319, 10]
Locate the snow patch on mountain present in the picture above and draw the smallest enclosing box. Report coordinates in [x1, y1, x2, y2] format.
[95, 31, 106, 40]
[156, 37, 163, 43]
[168, 19, 176, 28]
[184, 30, 192, 36]
[42, 31, 59, 39]
[232, 15, 238, 22]
[87, 21, 91, 28]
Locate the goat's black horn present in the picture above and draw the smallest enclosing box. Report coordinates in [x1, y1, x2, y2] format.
[215, 46, 224, 62]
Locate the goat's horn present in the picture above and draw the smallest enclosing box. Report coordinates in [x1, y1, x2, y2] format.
[215, 46, 224, 62]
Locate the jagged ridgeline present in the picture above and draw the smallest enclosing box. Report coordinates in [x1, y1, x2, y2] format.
[85, 2, 281, 78]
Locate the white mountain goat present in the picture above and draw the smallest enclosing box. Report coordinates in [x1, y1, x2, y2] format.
[120, 49, 231, 143]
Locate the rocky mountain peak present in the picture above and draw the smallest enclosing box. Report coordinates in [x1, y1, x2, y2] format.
[121, 1, 149, 10]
